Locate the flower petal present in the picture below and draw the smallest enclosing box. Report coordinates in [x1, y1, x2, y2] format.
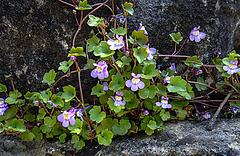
[91, 69, 98, 78]
[126, 80, 133, 87]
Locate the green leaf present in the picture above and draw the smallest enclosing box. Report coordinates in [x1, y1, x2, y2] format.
[145, 127, 154, 135]
[212, 58, 224, 72]
[19, 130, 35, 141]
[125, 95, 139, 109]
[24, 91, 38, 100]
[0, 123, 4, 133]
[87, 35, 100, 52]
[167, 76, 187, 92]
[195, 77, 208, 91]
[42, 69, 56, 85]
[160, 109, 170, 121]
[169, 32, 183, 44]
[156, 83, 167, 97]
[68, 47, 86, 57]
[40, 124, 51, 133]
[5, 90, 22, 104]
[89, 106, 106, 123]
[122, 89, 135, 102]
[31, 126, 43, 140]
[4, 105, 18, 120]
[59, 133, 67, 143]
[110, 27, 127, 35]
[96, 129, 114, 146]
[107, 98, 124, 113]
[61, 85, 76, 102]
[44, 116, 56, 128]
[147, 120, 157, 130]
[74, 140, 85, 150]
[51, 94, 64, 107]
[24, 114, 35, 122]
[171, 100, 189, 120]
[112, 119, 131, 135]
[84, 59, 95, 70]
[95, 118, 118, 134]
[37, 108, 46, 120]
[133, 47, 148, 64]
[184, 56, 203, 68]
[68, 119, 83, 134]
[9, 119, 26, 132]
[58, 60, 74, 73]
[40, 89, 51, 103]
[93, 41, 115, 58]
[87, 15, 104, 27]
[0, 84, 7, 92]
[76, 0, 92, 10]
[108, 73, 125, 92]
[91, 83, 106, 97]
[123, 2, 134, 15]
[143, 97, 157, 109]
[132, 30, 148, 46]
[141, 64, 159, 79]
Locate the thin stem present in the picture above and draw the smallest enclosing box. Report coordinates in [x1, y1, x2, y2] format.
[174, 34, 190, 55]
[171, 43, 177, 55]
[188, 81, 226, 94]
[154, 54, 191, 58]
[58, 0, 75, 7]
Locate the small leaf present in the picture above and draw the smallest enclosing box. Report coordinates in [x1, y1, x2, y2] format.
[184, 56, 203, 68]
[96, 129, 114, 146]
[95, 118, 118, 134]
[169, 32, 183, 44]
[37, 108, 46, 121]
[68, 119, 83, 134]
[74, 140, 85, 150]
[167, 76, 187, 92]
[160, 109, 170, 121]
[110, 27, 127, 35]
[9, 119, 26, 132]
[93, 41, 115, 58]
[122, 89, 135, 102]
[42, 69, 56, 85]
[91, 83, 106, 97]
[68, 47, 86, 57]
[147, 120, 157, 130]
[133, 47, 148, 64]
[84, 59, 95, 70]
[112, 119, 131, 135]
[31, 126, 43, 140]
[76, 0, 92, 10]
[125, 95, 139, 109]
[61, 85, 76, 102]
[19, 130, 35, 141]
[195, 77, 208, 91]
[87, 15, 104, 27]
[143, 97, 157, 109]
[0, 84, 7, 92]
[44, 116, 56, 128]
[145, 127, 154, 135]
[89, 106, 106, 123]
[123, 2, 134, 15]
[58, 60, 74, 73]
[59, 133, 67, 143]
[132, 30, 148, 46]
[4, 105, 18, 120]
[5, 90, 22, 104]
[108, 73, 125, 92]
[24, 114, 35, 122]
[40, 89, 51, 103]
[171, 100, 189, 120]
[156, 83, 167, 97]
[107, 98, 124, 113]
[87, 35, 100, 52]
[141, 64, 159, 79]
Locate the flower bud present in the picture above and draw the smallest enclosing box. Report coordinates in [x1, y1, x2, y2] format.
[70, 55, 76, 61]
[73, 10, 77, 15]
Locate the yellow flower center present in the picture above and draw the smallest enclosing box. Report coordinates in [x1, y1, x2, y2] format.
[132, 78, 140, 84]
[193, 30, 199, 36]
[205, 114, 208, 117]
[63, 113, 69, 120]
[0, 100, 3, 104]
[115, 40, 121, 44]
[162, 100, 167, 104]
[146, 48, 150, 53]
[97, 66, 103, 72]
[116, 96, 122, 101]
[230, 64, 236, 69]
[166, 76, 170, 81]
[234, 111, 237, 114]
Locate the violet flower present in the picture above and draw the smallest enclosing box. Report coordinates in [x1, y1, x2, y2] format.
[170, 63, 177, 75]
[57, 108, 76, 127]
[156, 96, 172, 109]
[196, 69, 203, 75]
[102, 82, 109, 91]
[142, 110, 149, 115]
[231, 106, 239, 115]
[107, 34, 125, 50]
[112, 91, 126, 107]
[138, 23, 148, 35]
[0, 98, 8, 116]
[91, 61, 109, 79]
[76, 106, 90, 121]
[126, 73, 145, 91]
[223, 60, 239, 75]
[202, 112, 211, 119]
[143, 45, 156, 60]
[189, 26, 206, 42]
[163, 73, 173, 84]
[70, 56, 76, 61]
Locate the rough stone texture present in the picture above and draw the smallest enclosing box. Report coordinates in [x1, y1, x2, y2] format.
[97, 118, 240, 156]
[0, 118, 239, 156]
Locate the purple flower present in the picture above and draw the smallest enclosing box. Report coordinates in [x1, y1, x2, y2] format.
[102, 82, 109, 91]
[223, 60, 239, 75]
[189, 26, 206, 42]
[143, 45, 156, 60]
[70, 56, 76, 61]
[0, 98, 8, 116]
[156, 96, 172, 109]
[107, 34, 125, 50]
[202, 112, 211, 119]
[196, 69, 203, 75]
[76, 106, 90, 121]
[126, 73, 145, 91]
[142, 110, 149, 115]
[138, 23, 148, 35]
[163, 73, 173, 84]
[57, 108, 76, 127]
[91, 61, 109, 79]
[170, 63, 177, 75]
[48, 100, 58, 108]
[112, 91, 126, 107]
[231, 106, 239, 115]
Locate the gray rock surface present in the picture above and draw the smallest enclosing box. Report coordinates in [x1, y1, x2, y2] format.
[0, 118, 239, 156]
[97, 118, 240, 156]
